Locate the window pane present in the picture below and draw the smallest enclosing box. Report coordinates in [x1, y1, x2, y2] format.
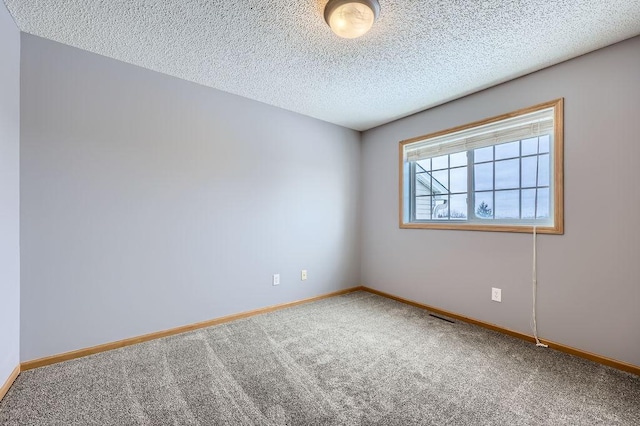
[522, 137, 539, 156]
[450, 151, 467, 167]
[539, 135, 550, 153]
[495, 159, 519, 190]
[474, 163, 493, 191]
[495, 190, 520, 219]
[521, 156, 538, 188]
[475, 194, 493, 219]
[495, 141, 519, 160]
[474, 146, 493, 163]
[521, 189, 536, 219]
[449, 194, 467, 220]
[522, 189, 552, 220]
[537, 188, 550, 219]
[416, 158, 431, 172]
[538, 154, 550, 186]
[433, 198, 449, 219]
[450, 167, 467, 193]
[432, 155, 448, 170]
[415, 173, 431, 196]
[432, 170, 449, 192]
[415, 196, 433, 220]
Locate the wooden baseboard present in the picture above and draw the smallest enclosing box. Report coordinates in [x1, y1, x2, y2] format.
[0, 365, 20, 402]
[21, 286, 364, 371]
[21, 285, 638, 377]
[361, 286, 640, 376]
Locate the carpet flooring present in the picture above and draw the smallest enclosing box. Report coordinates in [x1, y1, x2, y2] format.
[1, 291, 639, 425]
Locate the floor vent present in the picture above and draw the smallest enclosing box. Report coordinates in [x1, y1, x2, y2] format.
[429, 313, 455, 324]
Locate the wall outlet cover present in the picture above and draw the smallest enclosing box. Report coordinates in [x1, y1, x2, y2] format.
[491, 287, 502, 302]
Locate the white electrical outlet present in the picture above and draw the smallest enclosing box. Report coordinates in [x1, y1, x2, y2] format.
[491, 287, 502, 302]
[301, 270, 307, 281]
[272, 274, 280, 286]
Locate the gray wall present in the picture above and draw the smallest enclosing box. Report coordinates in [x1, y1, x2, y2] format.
[361, 36, 640, 366]
[20, 34, 361, 361]
[0, 0, 20, 386]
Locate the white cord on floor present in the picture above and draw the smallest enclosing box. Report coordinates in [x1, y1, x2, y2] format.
[532, 226, 548, 348]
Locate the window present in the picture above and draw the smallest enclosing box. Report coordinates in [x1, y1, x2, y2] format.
[400, 99, 563, 233]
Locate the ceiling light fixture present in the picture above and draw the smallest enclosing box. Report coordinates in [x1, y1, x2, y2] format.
[324, 0, 380, 39]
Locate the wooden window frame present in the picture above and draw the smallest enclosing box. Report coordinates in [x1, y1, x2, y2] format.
[399, 99, 564, 234]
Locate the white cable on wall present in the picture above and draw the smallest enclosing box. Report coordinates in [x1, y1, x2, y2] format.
[531, 136, 547, 348]
[532, 226, 548, 348]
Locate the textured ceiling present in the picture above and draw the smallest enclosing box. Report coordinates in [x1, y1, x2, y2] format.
[4, 0, 640, 131]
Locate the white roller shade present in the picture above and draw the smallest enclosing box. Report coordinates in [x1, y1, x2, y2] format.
[405, 107, 554, 162]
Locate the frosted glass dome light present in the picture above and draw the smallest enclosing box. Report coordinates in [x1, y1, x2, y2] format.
[324, 0, 381, 39]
